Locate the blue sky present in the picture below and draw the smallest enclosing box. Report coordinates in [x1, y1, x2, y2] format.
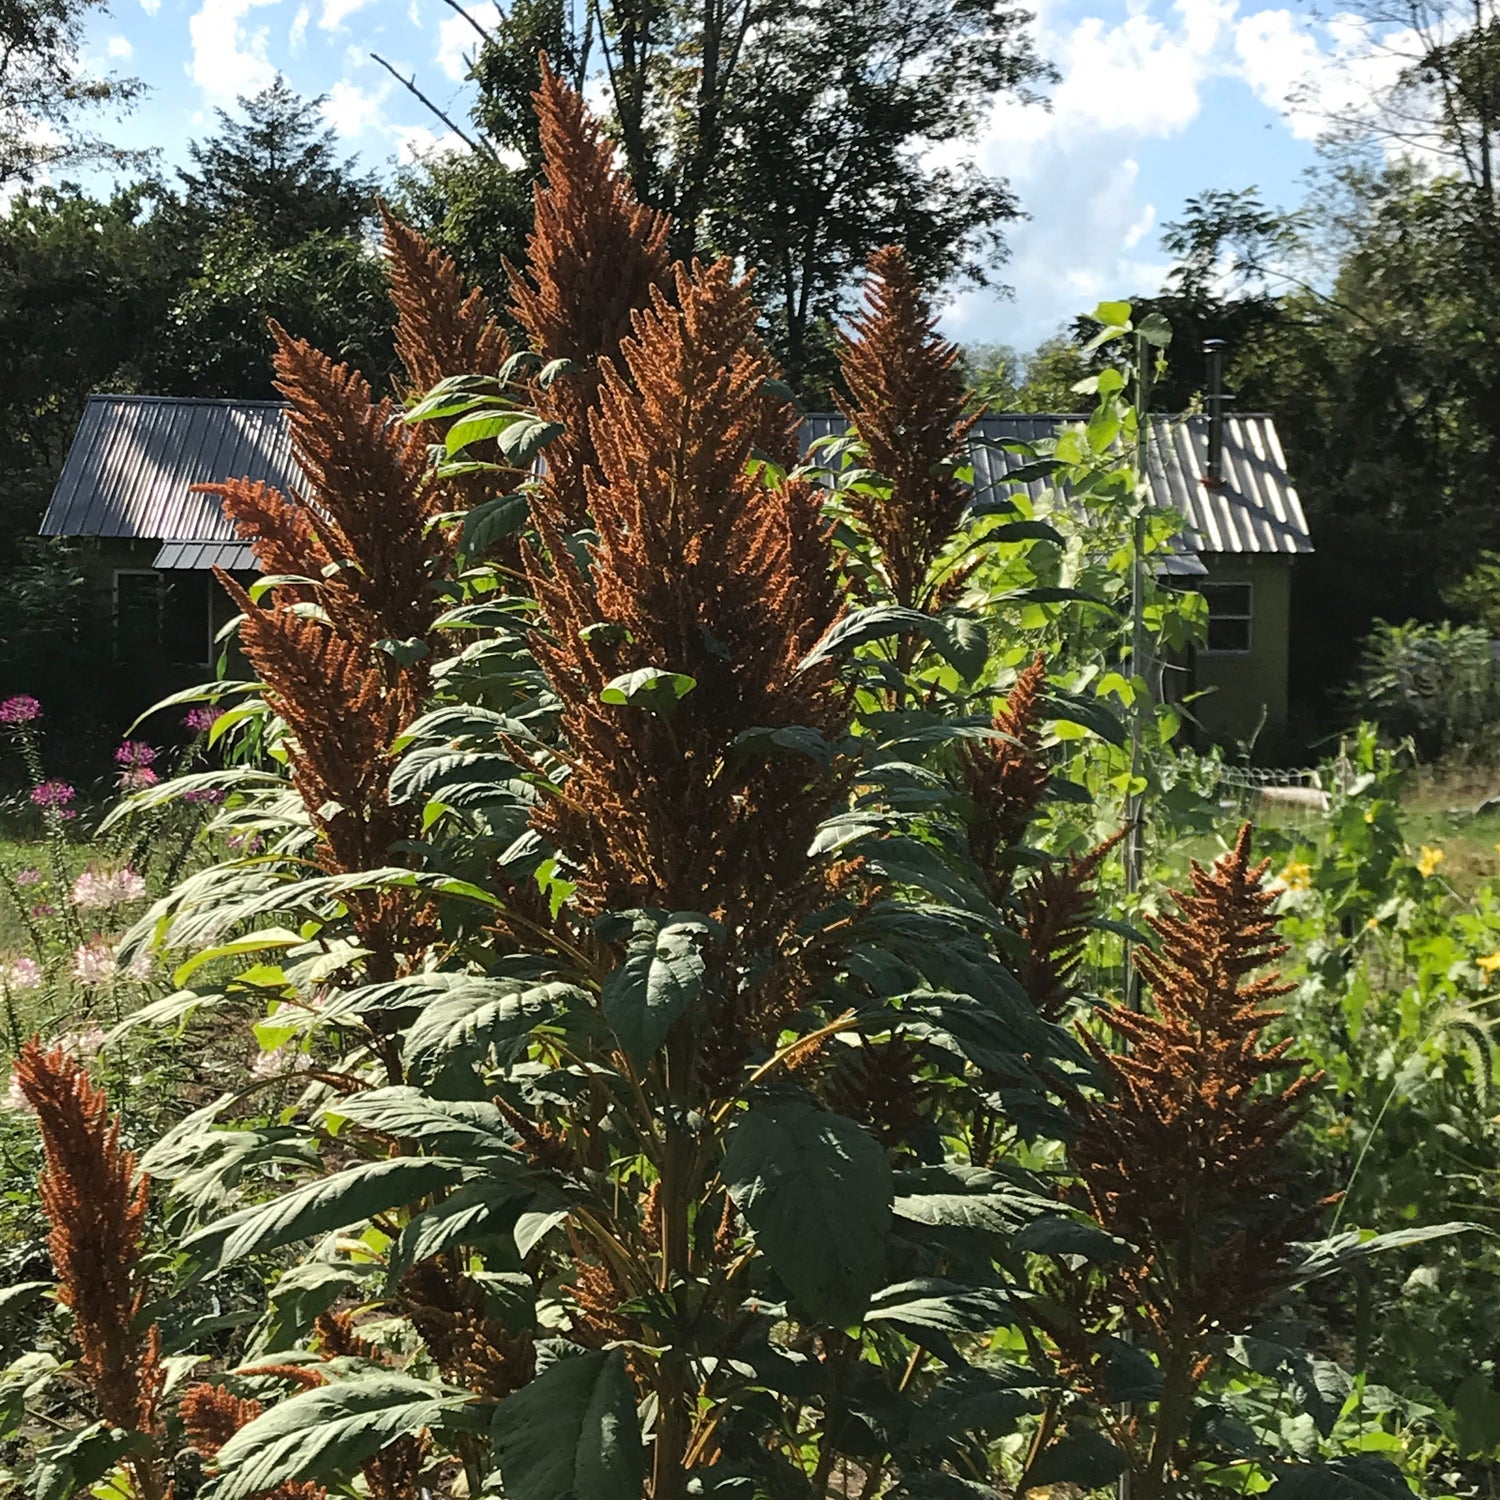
[72, 0, 1385, 349]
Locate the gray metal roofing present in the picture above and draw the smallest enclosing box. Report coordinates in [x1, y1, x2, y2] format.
[44, 398, 1311, 561]
[152, 540, 258, 571]
[802, 412, 1313, 556]
[40, 395, 300, 543]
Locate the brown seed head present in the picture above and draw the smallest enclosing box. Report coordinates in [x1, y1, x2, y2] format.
[836, 246, 978, 608]
[508, 55, 670, 534]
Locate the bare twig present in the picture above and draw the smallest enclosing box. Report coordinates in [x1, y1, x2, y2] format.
[371, 53, 501, 163]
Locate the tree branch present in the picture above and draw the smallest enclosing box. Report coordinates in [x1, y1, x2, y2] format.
[370, 53, 501, 163]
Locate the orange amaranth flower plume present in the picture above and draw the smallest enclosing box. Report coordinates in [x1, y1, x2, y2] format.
[526, 258, 844, 932]
[15, 1042, 168, 1499]
[836, 245, 979, 609]
[508, 56, 669, 534]
[1066, 825, 1327, 1493]
[958, 653, 1051, 899]
[1013, 831, 1122, 1022]
[383, 204, 511, 397]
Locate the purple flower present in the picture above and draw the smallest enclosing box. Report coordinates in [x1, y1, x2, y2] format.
[29, 903, 54, 919]
[184, 787, 226, 805]
[31, 780, 75, 808]
[14, 868, 42, 886]
[118, 766, 159, 792]
[182, 706, 223, 733]
[114, 741, 158, 768]
[0, 695, 41, 725]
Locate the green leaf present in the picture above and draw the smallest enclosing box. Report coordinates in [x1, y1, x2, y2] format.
[0, 1281, 51, 1315]
[864, 1278, 1010, 1336]
[797, 604, 931, 669]
[331, 1088, 529, 1169]
[1013, 1213, 1134, 1264]
[1021, 1430, 1124, 1492]
[1094, 299, 1133, 328]
[402, 977, 574, 1085]
[1136, 310, 1173, 348]
[722, 1099, 891, 1324]
[1287, 1222, 1487, 1285]
[925, 613, 990, 682]
[461, 492, 530, 556]
[182, 1156, 465, 1272]
[1042, 690, 1128, 748]
[601, 911, 718, 1064]
[490, 1347, 644, 1500]
[212, 1373, 477, 1500]
[30, 1422, 145, 1500]
[600, 668, 697, 711]
[1263, 1457, 1416, 1498]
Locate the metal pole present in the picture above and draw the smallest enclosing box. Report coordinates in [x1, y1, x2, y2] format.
[1117, 327, 1154, 1500]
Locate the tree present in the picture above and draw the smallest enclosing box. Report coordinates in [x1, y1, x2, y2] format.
[402, 0, 1052, 395]
[152, 81, 393, 396]
[1297, 0, 1500, 196]
[0, 0, 146, 187]
[962, 334, 1092, 410]
[177, 78, 377, 250]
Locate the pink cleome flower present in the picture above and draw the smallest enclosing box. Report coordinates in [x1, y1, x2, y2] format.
[117, 766, 160, 792]
[0, 956, 42, 990]
[71, 940, 117, 986]
[182, 706, 223, 733]
[114, 741, 158, 768]
[14, 868, 42, 886]
[0, 695, 41, 725]
[184, 787, 226, 806]
[31, 780, 75, 809]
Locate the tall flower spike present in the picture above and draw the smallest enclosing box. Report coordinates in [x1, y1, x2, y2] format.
[526, 258, 844, 935]
[836, 245, 979, 609]
[381, 207, 530, 537]
[1012, 831, 1122, 1021]
[958, 653, 1051, 899]
[509, 55, 670, 534]
[15, 1042, 168, 1500]
[1067, 826, 1326, 1495]
[382, 204, 512, 397]
[269, 326, 452, 651]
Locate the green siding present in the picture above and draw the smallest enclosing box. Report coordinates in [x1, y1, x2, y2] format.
[1192, 557, 1293, 747]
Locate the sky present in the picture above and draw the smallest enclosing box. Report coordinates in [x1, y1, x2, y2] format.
[71, 0, 1401, 349]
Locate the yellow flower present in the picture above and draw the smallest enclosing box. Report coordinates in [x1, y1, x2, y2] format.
[1366, 916, 1379, 930]
[1478, 952, 1500, 977]
[1417, 845, 1445, 879]
[1278, 860, 1312, 892]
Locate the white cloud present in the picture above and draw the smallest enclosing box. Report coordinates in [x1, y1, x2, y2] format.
[320, 0, 375, 29]
[1235, 7, 1417, 148]
[437, 2, 500, 81]
[321, 77, 389, 136]
[393, 122, 466, 162]
[289, 2, 309, 49]
[187, 0, 282, 103]
[943, 0, 1239, 346]
[139, 0, 160, 15]
[106, 34, 134, 59]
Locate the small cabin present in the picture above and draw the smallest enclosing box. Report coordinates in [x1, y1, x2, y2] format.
[40, 397, 1312, 747]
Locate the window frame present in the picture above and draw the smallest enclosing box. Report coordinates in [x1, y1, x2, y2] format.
[111, 568, 163, 661]
[1198, 580, 1254, 657]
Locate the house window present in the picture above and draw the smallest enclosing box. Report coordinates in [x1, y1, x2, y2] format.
[162, 572, 214, 666]
[1199, 581, 1253, 654]
[113, 570, 161, 659]
[113, 570, 214, 667]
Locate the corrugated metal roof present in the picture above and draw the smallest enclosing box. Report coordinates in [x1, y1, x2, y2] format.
[44, 397, 1310, 564]
[152, 540, 258, 571]
[40, 395, 300, 543]
[803, 412, 1313, 556]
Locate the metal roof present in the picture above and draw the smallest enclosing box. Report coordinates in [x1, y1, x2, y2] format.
[43, 397, 1310, 564]
[803, 412, 1313, 557]
[152, 540, 258, 571]
[40, 396, 300, 544]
